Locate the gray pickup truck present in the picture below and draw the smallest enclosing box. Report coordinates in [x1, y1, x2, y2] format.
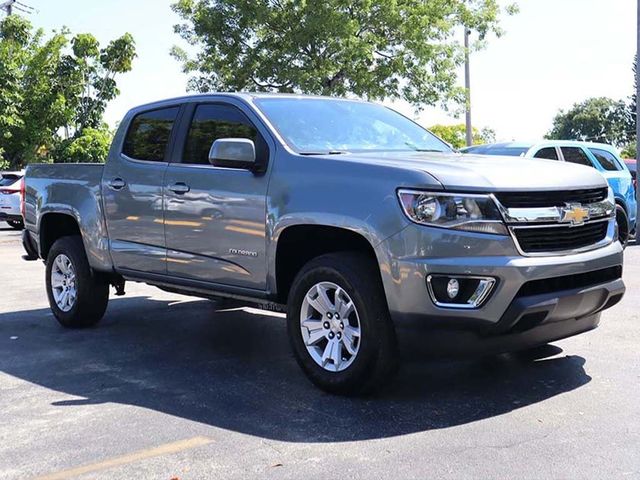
[23, 93, 625, 394]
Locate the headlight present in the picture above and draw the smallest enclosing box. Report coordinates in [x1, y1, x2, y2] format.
[397, 190, 508, 235]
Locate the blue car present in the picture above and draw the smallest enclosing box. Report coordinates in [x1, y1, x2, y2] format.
[461, 141, 637, 245]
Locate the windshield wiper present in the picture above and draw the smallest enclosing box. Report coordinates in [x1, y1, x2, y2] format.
[299, 150, 348, 156]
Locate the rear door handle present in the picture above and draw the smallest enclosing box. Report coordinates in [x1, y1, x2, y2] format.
[168, 182, 190, 194]
[107, 178, 126, 190]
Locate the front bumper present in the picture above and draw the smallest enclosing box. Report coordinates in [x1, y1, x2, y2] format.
[0, 212, 22, 222]
[376, 222, 625, 353]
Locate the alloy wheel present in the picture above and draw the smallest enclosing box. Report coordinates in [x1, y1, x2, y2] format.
[51, 254, 77, 312]
[300, 281, 361, 372]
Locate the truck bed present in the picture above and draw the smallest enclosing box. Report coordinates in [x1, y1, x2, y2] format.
[24, 163, 112, 271]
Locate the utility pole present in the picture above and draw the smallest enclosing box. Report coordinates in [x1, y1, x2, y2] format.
[0, 0, 15, 15]
[464, 28, 473, 147]
[637, 0, 640, 222]
[1, 1, 34, 16]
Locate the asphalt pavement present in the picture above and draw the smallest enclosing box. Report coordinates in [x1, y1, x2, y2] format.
[0, 221, 638, 479]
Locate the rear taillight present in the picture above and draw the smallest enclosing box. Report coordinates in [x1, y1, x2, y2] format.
[20, 177, 26, 219]
[0, 188, 18, 194]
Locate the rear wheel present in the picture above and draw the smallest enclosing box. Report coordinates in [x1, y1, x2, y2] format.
[287, 252, 398, 395]
[7, 219, 23, 230]
[615, 204, 630, 248]
[46, 236, 109, 328]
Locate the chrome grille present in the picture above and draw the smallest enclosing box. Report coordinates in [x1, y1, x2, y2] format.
[495, 188, 608, 208]
[512, 220, 609, 254]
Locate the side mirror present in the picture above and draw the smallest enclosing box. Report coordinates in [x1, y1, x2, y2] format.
[208, 138, 256, 170]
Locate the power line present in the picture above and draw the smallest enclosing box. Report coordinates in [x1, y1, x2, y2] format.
[15, 1, 34, 9]
[12, 5, 31, 14]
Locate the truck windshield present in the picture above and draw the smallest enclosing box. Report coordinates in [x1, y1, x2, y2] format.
[254, 97, 451, 155]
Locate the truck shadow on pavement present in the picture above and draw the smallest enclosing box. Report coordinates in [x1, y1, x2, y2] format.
[0, 295, 591, 443]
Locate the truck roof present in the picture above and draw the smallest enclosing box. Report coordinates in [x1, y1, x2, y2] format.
[128, 92, 367, 112]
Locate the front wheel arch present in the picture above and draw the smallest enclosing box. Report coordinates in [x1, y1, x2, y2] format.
[614, 203, 630, 248]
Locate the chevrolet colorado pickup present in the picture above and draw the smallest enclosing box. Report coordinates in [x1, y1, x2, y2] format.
[23, 94, 625, 394]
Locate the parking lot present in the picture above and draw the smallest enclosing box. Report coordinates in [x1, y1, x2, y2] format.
[0, 222, 639, 479]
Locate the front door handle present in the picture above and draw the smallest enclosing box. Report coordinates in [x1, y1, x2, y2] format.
[168, 182, 190, 194]
[107, 178, 126, 190]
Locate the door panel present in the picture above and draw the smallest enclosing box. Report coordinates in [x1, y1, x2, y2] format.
[164, 103, 270, 289]
[164, 166, 268, 288]
[102, 106, 180, 274]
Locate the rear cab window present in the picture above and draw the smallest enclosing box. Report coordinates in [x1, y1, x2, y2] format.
[588, 148, 622, 171]
[561, 147, 593, 167]
[122, 107, 180, 162]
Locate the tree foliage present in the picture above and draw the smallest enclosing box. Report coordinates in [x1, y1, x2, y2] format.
[621, 142, 636, 159]
[0, 15, 135, 168]
[545, 97, 633, 147]
[172, 0, 516, 108]
[52, 126, 113, 164]
[428, 123, 495, 149]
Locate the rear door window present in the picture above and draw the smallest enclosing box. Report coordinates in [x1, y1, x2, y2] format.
[122, 107, 180, 162]
[588, 148, 621, 171]
[561, 147, 593, 167]
[533, 147, 559, 160]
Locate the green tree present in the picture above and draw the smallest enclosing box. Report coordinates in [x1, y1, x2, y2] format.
[172, 0, 517, 108]
[620, 143, 635, 159]
[429, 123, 495, 149]
[52, 126, 113, 164]
[545, 97, 632, 147]
[0, 15, 135, 168]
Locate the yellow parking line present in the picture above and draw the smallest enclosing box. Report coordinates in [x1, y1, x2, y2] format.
[32, 436, 213, 480]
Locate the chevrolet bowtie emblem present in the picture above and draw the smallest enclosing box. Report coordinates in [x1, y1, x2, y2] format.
[561, 203, 590, 226]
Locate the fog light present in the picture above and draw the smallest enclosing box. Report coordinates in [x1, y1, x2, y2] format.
[446, 278, 460, 299]
[427, 275, 496, 309]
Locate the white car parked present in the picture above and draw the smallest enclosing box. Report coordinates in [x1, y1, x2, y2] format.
[0, 171, 24, 230]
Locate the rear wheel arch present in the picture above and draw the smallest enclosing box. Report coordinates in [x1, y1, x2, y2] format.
[39, 212, 82, 260]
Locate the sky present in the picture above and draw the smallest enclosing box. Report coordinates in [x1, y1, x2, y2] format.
[19, 0, 638, 142]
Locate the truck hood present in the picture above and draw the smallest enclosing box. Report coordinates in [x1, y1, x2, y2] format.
[337, 151, 608, 191]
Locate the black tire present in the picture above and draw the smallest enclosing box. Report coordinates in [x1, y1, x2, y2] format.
[615, 204, 630, 248]
[45, 236, 109, 328]
[287, 252, 398, 395]
[7, 219, 23, 230]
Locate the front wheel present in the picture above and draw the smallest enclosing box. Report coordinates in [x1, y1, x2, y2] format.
[46, 236, 109, 328]
[287, 252, 398, 395]
[615, 204, 630, 248]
